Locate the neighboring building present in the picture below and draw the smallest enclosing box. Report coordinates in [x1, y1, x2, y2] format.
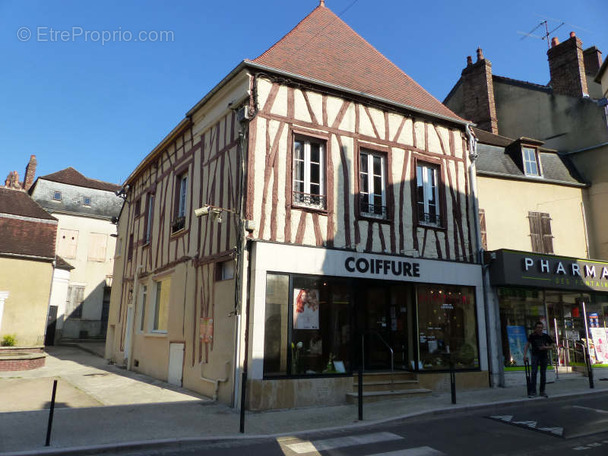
[0, 187, 58, 347]
[444, 36, 608, 260]
[106, 3, 488, 410]
[470, 128, 603, 382]
[29, 167, 123, 341]
[445, 38, 608, 380]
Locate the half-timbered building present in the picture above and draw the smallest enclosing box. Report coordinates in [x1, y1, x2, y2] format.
[106, 2, 487, 410]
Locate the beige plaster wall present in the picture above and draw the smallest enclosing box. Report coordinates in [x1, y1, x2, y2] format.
[0, 257, 53, 346]
[478, 177, 588, 257]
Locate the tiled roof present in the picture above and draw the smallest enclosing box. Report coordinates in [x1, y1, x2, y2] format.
[0, 187, 56, 220]
[39, 167, 121, 192]
[0, 188, 57, 260]
[251, 4, 464, 123]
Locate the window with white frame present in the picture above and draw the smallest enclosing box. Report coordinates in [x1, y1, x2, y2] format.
[139, 284, 148, 332]
[293, 135, 326, 209]
[359, 150, 387, 219]
[416, 162, 441, 227]
[172, 172, 188, 232]
[152, 278, 171, 332]
[522, 147, 542, 177]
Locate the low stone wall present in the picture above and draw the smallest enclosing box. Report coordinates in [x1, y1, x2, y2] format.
[0, 346, 46, 371]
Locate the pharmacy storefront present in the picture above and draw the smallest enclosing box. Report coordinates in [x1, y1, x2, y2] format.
[244, 241, 487, 410]
[489, 250, 608, 370]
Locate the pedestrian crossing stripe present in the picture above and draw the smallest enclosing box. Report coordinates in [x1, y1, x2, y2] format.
[285, 432, 403, 454]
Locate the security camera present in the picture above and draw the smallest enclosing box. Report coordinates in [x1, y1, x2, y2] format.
[194, 206, 210, 217]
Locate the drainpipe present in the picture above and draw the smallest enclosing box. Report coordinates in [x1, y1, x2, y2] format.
[466, 126, 504, 388]
[580, 201, 591, 259]
[201, 361, 230, 401]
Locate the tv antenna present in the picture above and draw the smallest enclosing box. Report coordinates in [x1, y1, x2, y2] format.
[518, 20, 565, 49]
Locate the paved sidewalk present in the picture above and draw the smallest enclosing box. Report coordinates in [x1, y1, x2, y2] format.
[1, 345, 608, 455]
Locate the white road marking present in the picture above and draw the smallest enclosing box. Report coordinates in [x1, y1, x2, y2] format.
[285, 432, 403, 454]
[537, 426, 564, 436]
[490, 415, 513, 422]
[571, 405, 608, 414]
[513, 420, 537, 428]
[367, 447, 445, 456]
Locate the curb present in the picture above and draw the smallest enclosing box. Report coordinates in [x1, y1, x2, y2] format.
[3, 388, 608, 456]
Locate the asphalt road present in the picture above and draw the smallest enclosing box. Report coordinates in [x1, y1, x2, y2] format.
[107, 392, 608, 456]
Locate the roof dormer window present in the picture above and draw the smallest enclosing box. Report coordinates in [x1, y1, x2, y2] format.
[522, 146, 542, 177]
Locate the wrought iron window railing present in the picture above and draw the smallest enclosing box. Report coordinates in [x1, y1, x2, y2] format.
[360, 201, 388, 219]
[293, 192, 326, 209]
[419, 212, 441, 227]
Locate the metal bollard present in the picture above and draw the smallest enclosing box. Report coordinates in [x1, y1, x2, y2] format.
[45, 380, 58, 446]
[450, 361, 456, 404]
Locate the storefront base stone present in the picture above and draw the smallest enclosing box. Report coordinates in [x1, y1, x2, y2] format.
[248, 376, 353, 411]
[417, 370, 488, 392]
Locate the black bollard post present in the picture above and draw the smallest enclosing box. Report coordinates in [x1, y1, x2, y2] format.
[358, 334, 364, 421]
[586, 347, 595, 389]
[239, 371, 247, 433]
[45, 380, 58, 446]
[450, 359, 456, 404]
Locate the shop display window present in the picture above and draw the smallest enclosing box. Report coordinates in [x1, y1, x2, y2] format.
[498, 288, 546, 367]
[263, 274, 351, 377]
[417, 285, 479, 370]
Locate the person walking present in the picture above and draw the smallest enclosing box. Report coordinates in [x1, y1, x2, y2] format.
[523, 321, 555, 398]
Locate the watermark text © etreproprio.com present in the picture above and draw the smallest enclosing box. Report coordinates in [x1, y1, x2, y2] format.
[17, 26, 175, 45]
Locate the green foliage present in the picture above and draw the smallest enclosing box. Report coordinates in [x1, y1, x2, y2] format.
[1, 334, 17, 346]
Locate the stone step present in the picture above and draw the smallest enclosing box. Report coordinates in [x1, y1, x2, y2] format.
[346, 388, 432, 404]
[353, 371, 417, 383]
[353, 379, 420, 392]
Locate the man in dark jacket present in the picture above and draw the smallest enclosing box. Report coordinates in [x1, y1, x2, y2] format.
[524, 321, 555, 398]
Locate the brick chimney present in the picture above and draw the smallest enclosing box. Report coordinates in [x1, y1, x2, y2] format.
[23, 155, 37, 191]
[583, 46, 603, 76]
[547, 32, 589, 97]
[460, 48, 498, 134]
[4, 171, 21, 189]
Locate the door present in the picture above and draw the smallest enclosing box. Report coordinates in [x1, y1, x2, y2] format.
[168, 342, 184, 386]
[45, 305, 58, 346]
[357, 283, 412, 371]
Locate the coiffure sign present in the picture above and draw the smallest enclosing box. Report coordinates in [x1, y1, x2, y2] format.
[489, 250, 608, 292]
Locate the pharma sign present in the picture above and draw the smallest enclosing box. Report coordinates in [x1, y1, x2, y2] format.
[489, 249, 608, 292]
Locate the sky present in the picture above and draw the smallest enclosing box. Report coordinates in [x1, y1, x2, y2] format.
[1, 0, 607, 186]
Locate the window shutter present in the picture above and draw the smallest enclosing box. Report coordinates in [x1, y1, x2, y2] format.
[541, 213, 554, 254]
[528, 212, 543, 253]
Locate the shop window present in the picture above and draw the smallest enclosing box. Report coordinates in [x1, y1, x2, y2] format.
[417, 285, 479, 370]
[263, 274, 351, 377]
[528, 212, 553, 254]
[359, 149, 387, 219]
[293, 135, 326, 210]
[152, 277, 171, 332]
[416, 162, 442, 227]
[498, 288, 546, 367]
